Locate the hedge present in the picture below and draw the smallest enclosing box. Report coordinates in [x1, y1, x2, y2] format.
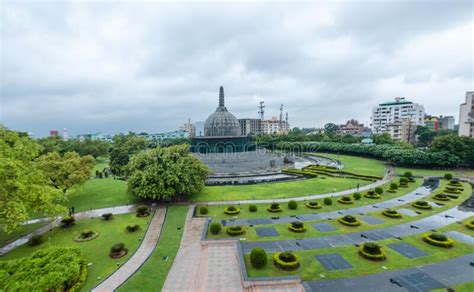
[337, 196, 353, 204]
[272, 252, 300, 271]
[466, 221, 474, 230]
[382, 210, 402, 218]
[358, 244, 386, 261]
[364, 193, 381, 199]
[305, 201, 322, 209]
[69, 261, 87, 292]
[338, 216, 361, 226]
[74, 230, 100, 242]
[303, 165, 382, 180]
[224, 206, 240, 215]
[433, 194, 450, 201]
[412, 201, 432, 209]
[423, 233, 454, 248]
[288, 221, 306, 233]
[226, 226, 245, 236]
[267, 202, 283, 213]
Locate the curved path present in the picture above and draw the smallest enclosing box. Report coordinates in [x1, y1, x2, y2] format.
[303, 253, 474, 292]
[92, 207, 167, 292]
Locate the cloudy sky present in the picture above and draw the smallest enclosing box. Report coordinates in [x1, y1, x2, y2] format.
[1, 0, 472, 137]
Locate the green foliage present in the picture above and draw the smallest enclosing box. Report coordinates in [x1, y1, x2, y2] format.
[199, 206, 209, 215]
[267, 202, 282, 212]
[80, 230, 95, 238]
[444, 173, 453, 180]
[0, 247, 83, 291]
[342, 215, 357, 223]
[399, 177, 409, 185]
[101, 213, 113, 221]
[287, 200, 297, 210]
[226, 225, 245, 236]
[430, 134, 474, 167]
[109, 133, 148, 175]
[250, 248, 267, 269]
[324, 123, 338, 135]
[37, 137, 109, 158]
[60, 216, 76, 228]
[390, 182, 398, 190]
[209, 222, 222, 235]
[224, 205, 240, 215]
[136, 205, 149, 216]
[415, 126, 437, 147]
[27, 234, 43, 246]
[126, 224, 140, 233]
[110, 243, 125, 254]
[0, 127, 66, 233]
[429, 233, 447, 242]
[374, 186, 384, 194]
[273, 251, 299, 271]
[353, 192, 361, 200]
[372, 133, 393, 145]
[323, 197, 332, 205]
[362, 242, 382, 255]
[127, 145, 209, 200]
[403, 171, 413, 178]
[248, 204, 258, 212]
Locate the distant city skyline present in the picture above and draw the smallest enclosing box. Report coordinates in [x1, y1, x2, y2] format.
[1, 1, 472, 137]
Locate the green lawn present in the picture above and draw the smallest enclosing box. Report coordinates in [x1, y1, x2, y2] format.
[192, 176, 370, 202]
[432, 282, 474, 292]
[244, 223, 474, 281]
[0, 221, 49, 247]
[0, 213, 148, 291]
[64, 178, 142, 212]
[119, 205, 188, 291]
[93, 156, 109, 174]
[310, 153, 386, 177]
[198, 179, 422, 221]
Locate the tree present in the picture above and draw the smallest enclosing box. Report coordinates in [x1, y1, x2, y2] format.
[415, 126, 437, 147]
[430, 134, 474, 166]
[36, 151, 95, 194]
[109, 133, 147, 175]
[0, 127, 65, 233]
[372, 133, 393, 145]
[324, 123, 338, 135]
[127, 145, 209, 200]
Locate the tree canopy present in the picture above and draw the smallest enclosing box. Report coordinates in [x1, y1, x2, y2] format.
[127, 145, 209, 200]
[109, 133, 147, 175]
[37, 136, 109, 158]
[0, 127, 65, 233]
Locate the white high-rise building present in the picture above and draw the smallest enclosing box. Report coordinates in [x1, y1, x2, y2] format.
[459, 91, 474, 138]
[370, 97, 425, 134]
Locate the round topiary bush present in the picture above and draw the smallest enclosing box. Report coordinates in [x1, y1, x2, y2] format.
[136, 205, 150, 217]
[288, 221, 306, 233]
[287, 200, 298, 210]
[267, 202, 282, 213]
[353, 192, 361, 200]
[433, 194, 450, 201]
[273, 251, 300, 271]
[199, 206, 209, 215]
[423, 233, 454, 248]
[382, 209, 402, 218]
[399, 177, 409, 187]
[412, 200, 432, 209]
[359, 242, 386, 261]
[109, 243, 128, 258]
[250, 248, 267, 269]
[444, 173, 453, 180]
[101, 213, 113, 221]
[248, 204, 258, 212]
[226, 225, 246, 236]
[224, 205, 240, 215]
[28, 235, 43, 247]
[60, 216, 75, 228]
[323, 197, 332, 205]
[404, 171, 413, 178]
[305, 201, 322, 209]
[337, 196, 353, 204]
[209, 222, 222, 235]
[375, 187, 384, 195]
[125, 224, 140, 233]
[338, 215, 361, 226]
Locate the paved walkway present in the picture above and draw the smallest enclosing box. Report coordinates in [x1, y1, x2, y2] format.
[162, 206, 304, 291]
[92, 207, 167, 292]
[303, 253, 474, 292]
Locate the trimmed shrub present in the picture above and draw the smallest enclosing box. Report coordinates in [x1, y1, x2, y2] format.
[74, 230, 99, 242]
[337, 196, 353, 204]
[466, 220, 474, 230]
[323, 197, 332, 205]
[199, 206, 209, 215]
[444, 186, 462, 194]
[374, 186, 384, 195]
[287, 200, 298, 210]
[109, 243, 128, 258]
[28, 235, 43, 246]
[359, 242, 386, 261]
[404, 171, 413, 178]
[364, 191, 381, 199]
[224, 205, 240, 215]
[338, 215, 361, 226]
[126, 224, 140, 233]
[399, 177, 409, 187]
[273, 251, 300, 271]
[226, 225, 245, 236]
[444, 173, 453, 180]
[136, 205, 150, 217]
[305, 201, 322, 209]
[250, 248, 267, 269]
[102, 213, 113, 221]
[382, 209, 402, 218]
[209, 222, 222, 234]
[412, 200, 432, 209]
[353, 192, 361, 200]
[249, 204, 258, 212]
[60, 216, 75, 228]
[433, 194, 450, 201]
[390, 182, 399, 190]
[288, 221, 306, 233]
[448, 179, 462, 186]
[423, 233, 454, 248]
[81, 230, 95, 238]
[267, 202, 282, 212]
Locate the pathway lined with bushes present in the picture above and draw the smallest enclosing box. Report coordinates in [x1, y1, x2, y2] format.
[92, 207, 167, 292]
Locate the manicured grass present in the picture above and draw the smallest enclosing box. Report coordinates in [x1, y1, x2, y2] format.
[192, 176, 369, 202]
[310, 153, 386, 177]
[0, 221, 49, 247]
[64, 178, 142, 212]
[0, 213, 148, 291]
[244, 223, 474, 281]
[93, 156, 109, 174]
[119, 205, 188, 291]
[198, 179, 422, 221]
[395, 166, 456, 177]
[432, 282, 474, 292]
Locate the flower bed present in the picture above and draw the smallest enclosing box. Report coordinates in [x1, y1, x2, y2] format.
[382, 209, 402, 218]
[337, 196, 353, 204]
[338, 215, 361, 226]
[273, 251, 300, 271]
[358, 242, 386, 261]
[226, 225, 246, 236]
[305, 201, 322, 209]
[412, 201, 432, 209]
[224, 205, 240, 215]
[423, 233, 454, 248]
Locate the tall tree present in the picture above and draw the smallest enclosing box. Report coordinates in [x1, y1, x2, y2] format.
[36, 152, 95, 194]
[0, 127, 65, 233]
[127, 145, 209, 200]
[324, 123, 338, 135]
[415, 126, 437, 147]
[430, 134, 474, 166]
[109, 133, 147, 175]
[372, 133, 393, 144]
